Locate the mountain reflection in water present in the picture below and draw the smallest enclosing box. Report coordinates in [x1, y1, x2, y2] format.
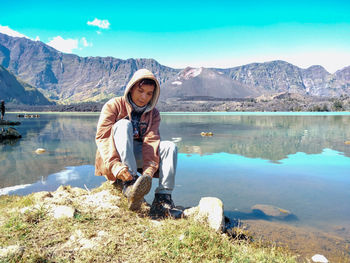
[1, 112, 350, 233]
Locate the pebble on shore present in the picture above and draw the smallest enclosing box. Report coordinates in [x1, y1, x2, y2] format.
[35, 148, 46, 154]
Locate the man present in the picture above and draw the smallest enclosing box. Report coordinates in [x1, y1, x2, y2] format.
[95, 69, 179, 217]
[1, 101, 5, 120]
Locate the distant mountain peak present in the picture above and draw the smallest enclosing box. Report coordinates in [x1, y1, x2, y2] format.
[305, 65, 329, 73]
[180, 67, 203, 79]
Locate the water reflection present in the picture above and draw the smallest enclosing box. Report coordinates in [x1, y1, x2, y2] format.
[160, 114, 350, 160]
[0, 113, 98, 188]
[0, 165, 104, 196]
[171, 150, 350, 230]
[1, 113, 350, 188]
[3, 148, 348, 232]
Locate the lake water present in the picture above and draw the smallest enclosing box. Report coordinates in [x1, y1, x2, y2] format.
[1, 112, 350, 239]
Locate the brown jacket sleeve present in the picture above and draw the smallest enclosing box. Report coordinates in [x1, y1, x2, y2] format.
[95, 99, 127, 180]
[142, 109, 161, 177]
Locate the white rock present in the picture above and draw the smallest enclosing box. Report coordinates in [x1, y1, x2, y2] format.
[35, 148, 46, 154]
[53, 205, 75, 219]
[184, 197, 225, 232]
[0, 245, 24, 258]
[312, 254, 328, 263]
[183, 206, 199, 217]
[198, 197, 225, 232]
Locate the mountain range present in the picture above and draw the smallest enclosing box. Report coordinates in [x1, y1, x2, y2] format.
[0, 32, 350, 105]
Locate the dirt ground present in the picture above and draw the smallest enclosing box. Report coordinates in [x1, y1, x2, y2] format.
[242, 219, 350, 262]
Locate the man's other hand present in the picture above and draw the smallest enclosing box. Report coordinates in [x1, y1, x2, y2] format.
[117, 167, 133, 181]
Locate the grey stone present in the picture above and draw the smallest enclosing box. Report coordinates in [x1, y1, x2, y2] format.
[0, 127, 21, 140]
[52, 205, 75, 219]
[311, 254, 328, 263]
[251, 204, 292, 218]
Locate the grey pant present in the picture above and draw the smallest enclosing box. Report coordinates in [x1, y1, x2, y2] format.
[113, 119, 177, 195]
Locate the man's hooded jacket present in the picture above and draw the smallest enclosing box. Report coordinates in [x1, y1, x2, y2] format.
[95, 69, 161, 181]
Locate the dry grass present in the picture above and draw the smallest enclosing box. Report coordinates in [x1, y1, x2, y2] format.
[0, 183, 298, 263]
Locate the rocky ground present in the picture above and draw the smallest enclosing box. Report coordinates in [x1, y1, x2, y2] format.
[242, 219, 350, 262]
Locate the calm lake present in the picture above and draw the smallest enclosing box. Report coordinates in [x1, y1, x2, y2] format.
[1, 112, 350, 238]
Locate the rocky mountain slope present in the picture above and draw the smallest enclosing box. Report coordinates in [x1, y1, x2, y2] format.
[0, 33, 179, 103]
[1, 32, 350, 104]
[0, 65, 52, 105]
[221, 61, 350, 97]
[160, 67, 259, 99]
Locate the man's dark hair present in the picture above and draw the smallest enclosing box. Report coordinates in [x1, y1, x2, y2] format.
[139, 79, 156, 88]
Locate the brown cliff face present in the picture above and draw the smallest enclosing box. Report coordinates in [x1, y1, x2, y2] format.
[0, 65, 52, 105]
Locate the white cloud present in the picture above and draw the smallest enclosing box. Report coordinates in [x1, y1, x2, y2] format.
[0, 25, 29, 38]
[47, 36, 78, 53]
[0, 184, 31, 196]
[35, 36, 40, 41]
[81, 37, 92, 47]
[55, 168, 80, 184]
[87, 18, 110, 29]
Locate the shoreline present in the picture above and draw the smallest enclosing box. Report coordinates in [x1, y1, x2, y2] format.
[7, 110, 350, 115]
[4, 93, 350, 113]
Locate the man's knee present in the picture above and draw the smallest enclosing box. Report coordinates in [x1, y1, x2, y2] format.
[113, 119, 133, 135]
[160, 141, 178, 155]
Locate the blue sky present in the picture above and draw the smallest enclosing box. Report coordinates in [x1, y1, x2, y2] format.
[1, 0, 350, 73]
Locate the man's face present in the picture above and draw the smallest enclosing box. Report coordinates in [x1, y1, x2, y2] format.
[130, 82, 154, 107]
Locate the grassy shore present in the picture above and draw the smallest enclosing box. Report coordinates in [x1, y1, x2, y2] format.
[0, 182, 298, 263]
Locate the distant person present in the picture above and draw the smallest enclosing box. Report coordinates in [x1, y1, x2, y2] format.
[95, 69, 181, 218]
[1, 100, 5, 120]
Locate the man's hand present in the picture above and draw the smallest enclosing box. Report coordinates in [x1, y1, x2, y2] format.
[117, 167, 133, 181]
[142, 172, 152, 178]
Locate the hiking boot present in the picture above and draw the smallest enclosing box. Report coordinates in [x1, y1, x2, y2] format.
[150, 193, 183, 219]
[123, 174, 152, 211]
